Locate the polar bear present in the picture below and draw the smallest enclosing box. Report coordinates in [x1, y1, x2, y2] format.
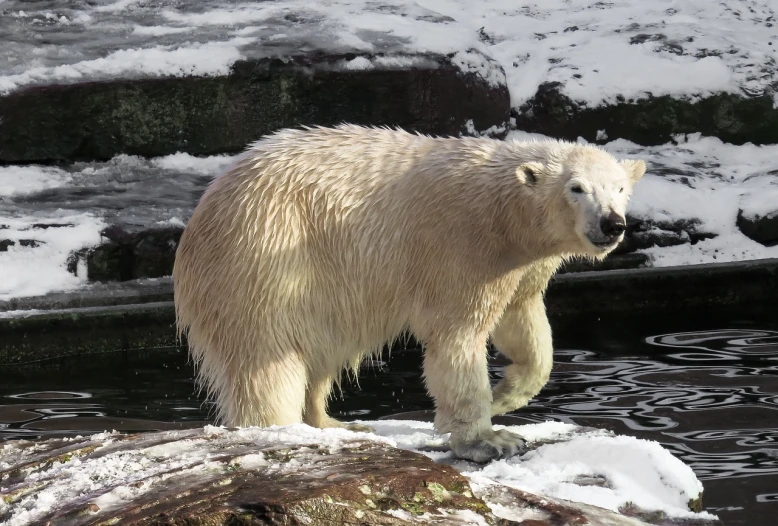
[173, 125, 645, 462]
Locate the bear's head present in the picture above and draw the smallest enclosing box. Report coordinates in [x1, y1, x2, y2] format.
[515, 144, 646, 259]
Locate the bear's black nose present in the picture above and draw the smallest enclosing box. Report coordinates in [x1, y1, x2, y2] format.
[600, 212, 626, 237]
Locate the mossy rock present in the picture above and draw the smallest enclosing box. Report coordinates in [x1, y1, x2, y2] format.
[0, 53, 509, 164]
[0, 428, 498, 525]
[514, 82, 778, 146]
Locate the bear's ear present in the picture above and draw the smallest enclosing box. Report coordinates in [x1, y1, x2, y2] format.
[620, 159, 647, 184]
[516, 162, 544, 185]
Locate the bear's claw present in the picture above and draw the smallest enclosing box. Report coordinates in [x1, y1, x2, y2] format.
[449, 428, 527, 463]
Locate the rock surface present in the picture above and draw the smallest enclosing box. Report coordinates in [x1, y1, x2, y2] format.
[514, 81, 778, 147]
[613, 217, 717, 256]
[737, 209, 778, 247]
[0, 53, 509, 163]
[558, 252, 650, 274]
[68, 226, 184, 282]
[0, 428, 490, 525]
[0, 425, 715, 526]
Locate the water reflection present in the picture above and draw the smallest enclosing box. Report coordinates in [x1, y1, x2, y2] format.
[509, 330, 778, 482]
[0, 349, 211, 441]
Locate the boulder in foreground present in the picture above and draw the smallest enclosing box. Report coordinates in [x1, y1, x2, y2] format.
[0, 421, 719, 525]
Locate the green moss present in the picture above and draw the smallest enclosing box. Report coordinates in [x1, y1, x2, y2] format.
[425, 482, 452, 502]
[0, 54, 510, 163]
[400, 501, 427, 516]
[688, 495, 704, 513]
[264, 448, 296, 463]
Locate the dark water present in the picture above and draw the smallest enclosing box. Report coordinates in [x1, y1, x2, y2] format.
[1, 313, 777, 525]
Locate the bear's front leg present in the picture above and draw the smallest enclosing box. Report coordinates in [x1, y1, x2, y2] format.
[423, 334, 527, 463]
[490, 293, 554, 416]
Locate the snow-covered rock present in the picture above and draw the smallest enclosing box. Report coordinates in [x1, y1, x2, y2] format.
[0, 421, 718, 525]
[1, 0, 775, 106]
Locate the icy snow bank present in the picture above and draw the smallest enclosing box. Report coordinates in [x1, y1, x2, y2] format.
[0, 0, 502, 95]
[1, 0, 775, 105]
[0, 214, 106, 301]
[0, 152, 236, 301]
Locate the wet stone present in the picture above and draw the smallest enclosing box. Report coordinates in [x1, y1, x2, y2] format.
[0, 428, 496, 526]
[513, 81, 778, 146]
[0, 239, 44, 251]
[0, 427, 714, 526]
[18, 239, 43, 248]
[0, 52, 510, 164]
[556, 216, 715, 273]
[68, 226, 184, 282]
[737, 209, 778, 247]
[559, 252, 650, 274]
[476, 485, 708, 526]
[613, 216, 716, 255]
[30, 223, 74, 229]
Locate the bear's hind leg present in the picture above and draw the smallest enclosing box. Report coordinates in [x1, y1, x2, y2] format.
[303, 374, 374, 433]
[206, 349, 309, 428]
[490, 293, 553, 416]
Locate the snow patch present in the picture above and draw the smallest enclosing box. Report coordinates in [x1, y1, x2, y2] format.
[0, 214, 106, 301]
[450, 49, 505, 87]
[0, 38, 255, 94]
[150, 152, 238, 175]
[740, 191, 778, 221]
[131, 25, 194, 36]
[343, 56, 373, 71]
[0, 153, 238, 301]
[0, 166, 73, 196]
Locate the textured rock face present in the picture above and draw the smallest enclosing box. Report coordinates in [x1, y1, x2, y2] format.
[514, 82, 778, 147]
[0, 425, 716, 526]
[67, 226, 184, 282]
[737, 209, 778, 247]
[0, 53, 510, 164]
[0, 428, 494, 526]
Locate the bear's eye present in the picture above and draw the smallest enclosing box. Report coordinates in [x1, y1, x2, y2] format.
[619, 187, 624, 193]
[571, 185, 585, 194]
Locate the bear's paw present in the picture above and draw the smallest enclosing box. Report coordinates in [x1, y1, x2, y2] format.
[449, 427, 527, 463]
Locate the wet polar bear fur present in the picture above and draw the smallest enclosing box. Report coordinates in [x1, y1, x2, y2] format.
[173, 124, 646, 462]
